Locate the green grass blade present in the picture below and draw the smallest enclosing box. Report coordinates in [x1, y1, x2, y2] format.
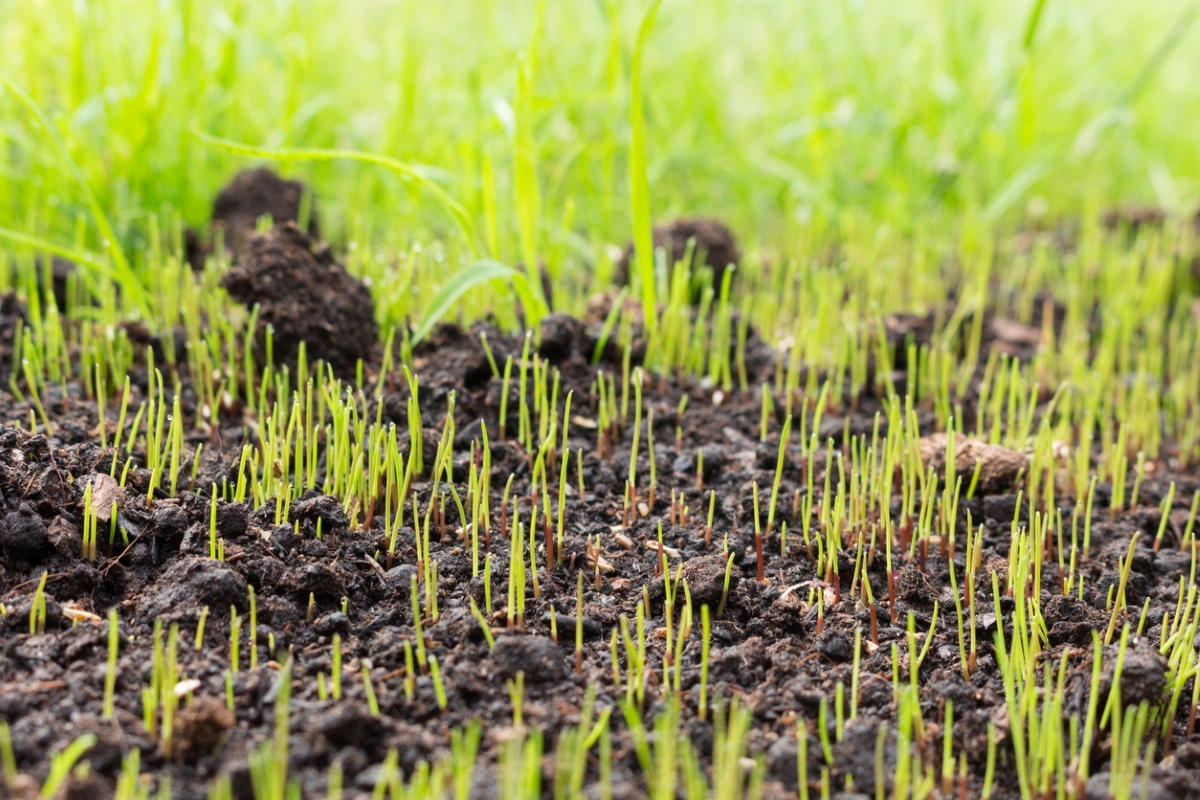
[629, 0, 664, 334]
[1, 77, 148, 318]
[0, 227, 102, 272]
[411, 259, 543, 344]
[514, 1, 548, 299]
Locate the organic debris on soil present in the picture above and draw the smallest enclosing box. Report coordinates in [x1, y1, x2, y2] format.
[220, 222, 376, 379]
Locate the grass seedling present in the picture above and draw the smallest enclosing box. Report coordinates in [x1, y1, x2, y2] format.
[469, 598, 495, 648]
[752, 481, 765, 583]
[362, 660, 380, 716]
[0, 722, 13, 788]
[1154, 481, 1176, 552]
[429, 654, 448, 709]
[575, 571, 585, 674]
[706, 490, 716, 547]
[332, 633, 343, 700]
[248, 586, 258, 670]
[716, 552, 735, 617]
[103, 609, 119, 719]
[411, 575, 427, 667]
[29, 571, 48, 634]
[41, 735, 97, 800]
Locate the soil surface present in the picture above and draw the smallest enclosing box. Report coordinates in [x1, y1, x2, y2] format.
[0, 278, 1197, 799]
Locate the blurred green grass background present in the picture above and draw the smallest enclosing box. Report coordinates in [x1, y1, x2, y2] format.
[1, 0, 1198, 269]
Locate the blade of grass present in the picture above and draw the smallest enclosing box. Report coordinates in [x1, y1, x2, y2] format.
[629, 0, 664, 334]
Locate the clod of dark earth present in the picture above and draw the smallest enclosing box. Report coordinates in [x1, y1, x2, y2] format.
[213, 168, 320, 251]
[220, 222, 377, 379]
[186, 167, 320, 270]
[617, 217, 741, 300]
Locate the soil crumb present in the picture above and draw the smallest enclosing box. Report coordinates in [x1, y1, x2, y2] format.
[617, 217, 741, 298]
[173, 696, 235, 763]
[918, 434, 1027, 496]
[221, 222, 377, 379]
[212, 167, 319, 252]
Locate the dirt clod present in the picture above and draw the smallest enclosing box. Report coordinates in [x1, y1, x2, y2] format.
[681, 552, 739, 608]
[1102, 640, 1168, 709]
[918, 434, 1027, 496]
[174, 696, 235, 763]
[617, 218, 741, 299]
[221, 223, 377, 379]
[316, 704, 385, 751]
[212, 168, 320, 251]
[491, 635, 567, 683]
[2, 503, 49, 561]
[138, 556, 248, 621]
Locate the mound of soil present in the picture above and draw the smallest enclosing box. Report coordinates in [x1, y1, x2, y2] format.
[1102, 206, 1167, 236]
[212, 168, 320, 249]
[617, 217, 741, 300]
[220, 222, 376, 379]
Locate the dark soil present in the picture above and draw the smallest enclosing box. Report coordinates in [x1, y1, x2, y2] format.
[186, 168, 320, 270]
[0, 293, 1197, 799]
[220, 222, 377, 379]
[617, 218, 741, 300]
[212, 168, 320, 251]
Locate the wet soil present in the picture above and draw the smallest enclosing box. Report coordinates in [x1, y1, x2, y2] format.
[187, 168, 320, 270]
[0, 301, 1197, 799]
[220, 222, 377, 380]
[212, 169, 320, 251]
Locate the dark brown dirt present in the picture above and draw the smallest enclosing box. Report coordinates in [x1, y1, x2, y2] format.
[1102, 206, 1167, 236]
[616, 218, 741, 299]
[213, 168, 319, 251]
[221, 222, 377, 379]
[0, 307, 1199, 799]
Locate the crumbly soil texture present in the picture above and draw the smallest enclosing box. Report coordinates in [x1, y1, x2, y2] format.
[1, 306, 1199, 800]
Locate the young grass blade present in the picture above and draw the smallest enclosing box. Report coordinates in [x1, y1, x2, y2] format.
[629, 0, 665, 334]
[514, 0, 548, 298]
[409, 259, 545, 344]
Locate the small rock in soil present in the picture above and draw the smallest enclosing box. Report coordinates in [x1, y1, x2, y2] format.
[1, 503, 48, 561]
[221, 222, 376, 380]
[492, 635, 567, 683]
[212, 167, 320, 251]
[918, 434, 1027, 496]
[138, 556, 249, 621]
[174, 696, 235, 763]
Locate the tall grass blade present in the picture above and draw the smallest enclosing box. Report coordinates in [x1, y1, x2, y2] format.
[630, 0, 664, 334]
